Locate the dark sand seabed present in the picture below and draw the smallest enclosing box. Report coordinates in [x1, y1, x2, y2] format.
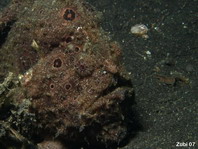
[0, 0, 198, 149]
[86, 0, 198, 148]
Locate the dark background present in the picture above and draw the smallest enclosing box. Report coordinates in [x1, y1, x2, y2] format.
[86, 0, 198, 148]
[1, 0, 197, 149]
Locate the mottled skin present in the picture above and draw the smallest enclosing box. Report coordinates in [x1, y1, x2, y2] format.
[0, 0, 133, 147]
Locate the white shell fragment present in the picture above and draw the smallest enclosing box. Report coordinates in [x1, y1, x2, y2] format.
[130, 24, 149, 39]
[31, 39, 40, 51]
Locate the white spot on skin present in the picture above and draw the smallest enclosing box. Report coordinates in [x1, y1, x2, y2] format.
[103, 70, 107, 74]
[77, 26, 82, 31]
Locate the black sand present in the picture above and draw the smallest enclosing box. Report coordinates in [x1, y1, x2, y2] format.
[87, 0, 198, 148]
